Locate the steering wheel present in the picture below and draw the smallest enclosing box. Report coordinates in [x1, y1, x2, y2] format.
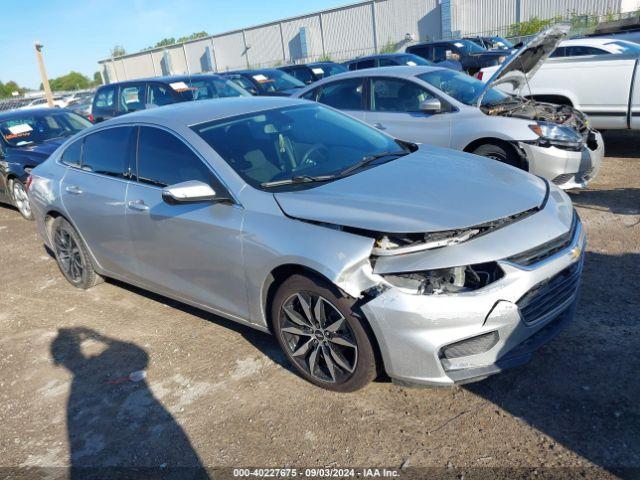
[299, 144, 329, 170]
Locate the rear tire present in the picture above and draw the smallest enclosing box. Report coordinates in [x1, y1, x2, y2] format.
[271, 274, 377, 392]
[10, 179, 33, 220]
[51, 217, 103, 289]
[472, 143, 522, 169]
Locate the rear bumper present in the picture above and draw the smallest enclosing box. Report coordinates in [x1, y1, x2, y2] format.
[519, 131, 604, 190]
[361, 217, 586, 387]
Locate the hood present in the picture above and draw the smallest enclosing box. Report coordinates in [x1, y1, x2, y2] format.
[475, 24, 570, 107]
[6, 137, 65, 162]
[274, 146, 547, 234]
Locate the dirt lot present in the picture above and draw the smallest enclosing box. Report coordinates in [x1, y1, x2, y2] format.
[0, 131, 638, 479]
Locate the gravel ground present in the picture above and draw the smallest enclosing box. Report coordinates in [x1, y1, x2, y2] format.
[0, 131, 638, 479]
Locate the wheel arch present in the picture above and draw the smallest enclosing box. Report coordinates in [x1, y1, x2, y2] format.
[463, 137, 527, 170]
[261, 262, 386, 377]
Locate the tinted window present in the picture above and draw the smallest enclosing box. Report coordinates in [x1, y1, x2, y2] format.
[82, 127, 135, 178]
[354, 59, 376, 70]
[119, 85, 146, 112]
[189, 78, 248, 100]
[61, 138, 83, 167]
[285, 67, 314, 84]
[407, 46, 431, 60]
[137, 127, 215, 187]
[371, 78, 435, 112]
[316, 79, 364, 110]
[550, 47, 566, 57]
[378, 57, 399, 67]
[229, 76, 257, 93]
[148, 84, 177, 107]
[433, 45, 451, 62]
[93, 86, 116, 110]
[566, 46, 608, 56]
[192, 104, 405, 190]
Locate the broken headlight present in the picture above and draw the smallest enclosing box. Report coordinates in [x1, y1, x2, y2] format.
[529, 121, 582, 149]
[381, 262, 504, 295]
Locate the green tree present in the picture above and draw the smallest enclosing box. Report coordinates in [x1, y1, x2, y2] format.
[46, 71, 91, 92]
[0, 80, 26, 99]
[93, 71, 103, 86]
[155, 37, 176, 48]
[112, 45, 126, 57]
[176, 31, 209, 43]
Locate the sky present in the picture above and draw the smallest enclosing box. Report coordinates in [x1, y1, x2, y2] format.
[0, 0, 349, 89]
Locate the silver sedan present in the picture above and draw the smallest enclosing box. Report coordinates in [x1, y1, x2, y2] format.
[28, 97, 585, 391]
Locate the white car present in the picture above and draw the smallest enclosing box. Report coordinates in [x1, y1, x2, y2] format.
[295, 26, 604, 190]
[549, 37, 640, 57]
[478, 34, 640, 130]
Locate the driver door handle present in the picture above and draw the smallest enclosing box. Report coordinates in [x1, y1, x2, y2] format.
[65, 185, 83, 195]
[127, 200, 149, 211]
[373, 123, 386, 130]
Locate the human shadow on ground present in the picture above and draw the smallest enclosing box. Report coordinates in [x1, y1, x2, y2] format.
[51, 327, 211, 479]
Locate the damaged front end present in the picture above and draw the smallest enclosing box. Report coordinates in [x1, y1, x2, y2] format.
[482, 99, 598, 151]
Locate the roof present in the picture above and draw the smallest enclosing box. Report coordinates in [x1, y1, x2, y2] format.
[101, 96, 305, 128]
[310, 65, 445, 81]
[559, 37, 634, 47]
[221, 68, 283, 76]
[0, 108, 69, 121]
[344, 53, 415, 63]
[98, 73, 226, 88]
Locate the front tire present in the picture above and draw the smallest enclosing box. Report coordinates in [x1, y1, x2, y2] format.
[51, 217, 103, 289]
[10, 179, 33, 220]
[472, 143, 522, 169]
[271, 274, 377, 392]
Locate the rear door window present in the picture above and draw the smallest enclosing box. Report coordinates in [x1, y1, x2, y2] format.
[565, 46, 609, 56]
[378, 57, 398, 66]
[60, 138, 83, 168]
[82, 127, 136, 178]
[354, 59, 376, 70]
[118, 84, 147, 113]
[148, 84, 178, 107]
[316, 78, 365, 110]
[136, 126, 218, 188]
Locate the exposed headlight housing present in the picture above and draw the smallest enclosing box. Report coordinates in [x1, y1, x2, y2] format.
[381, 262, 504, 295]
[529, 121, 583, 149]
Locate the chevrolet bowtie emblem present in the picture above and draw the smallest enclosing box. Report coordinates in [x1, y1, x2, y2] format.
[570, 245, 582, 261]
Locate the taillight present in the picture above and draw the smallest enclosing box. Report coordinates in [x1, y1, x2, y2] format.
[87, 114, 95, 123]
[476, 71, 483, 80]
[25, 175, 33, 192]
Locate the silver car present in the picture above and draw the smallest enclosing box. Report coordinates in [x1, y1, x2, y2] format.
[28, 97, 585, 391]
[294, 28, 604, 190]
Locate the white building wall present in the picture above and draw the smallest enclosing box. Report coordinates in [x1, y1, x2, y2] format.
[520, 0, 621, 20]
[121, 53, 155, 79]
[281, 15, 325, 62]
[213, 32, 247, 71]
[450, 0, 517, 35]
[183, 38, 215, 74]
[244, 24, 285, 67]
[322, 3, 376, 59]
[375, 0, 442, 45]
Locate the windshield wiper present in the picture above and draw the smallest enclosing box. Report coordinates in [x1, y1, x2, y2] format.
[338, 150, 409, 177]
[261, 174, 335, 188]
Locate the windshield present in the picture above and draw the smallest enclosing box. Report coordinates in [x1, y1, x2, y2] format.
[452, 40, 487, 54]
[488, 37, 514, 49]
[418, 69, 509, 106]
[396, 54, 431, 66]
[311, 63, 348, 77]
[0, 111, 91, 147]
[191, 104, 406, 190]
[250, 70, 305, 93]
[606, 41, 640, 55]
[189, 78, 251, 100]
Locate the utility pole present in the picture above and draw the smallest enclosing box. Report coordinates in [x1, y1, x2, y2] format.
[34, 41, 54, 107]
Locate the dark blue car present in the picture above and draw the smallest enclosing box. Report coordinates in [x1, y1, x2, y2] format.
[220, 69, 305, 96]
[0, 108, 91, 219]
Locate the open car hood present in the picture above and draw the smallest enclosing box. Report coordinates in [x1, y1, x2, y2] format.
[475, 24, 570, 106]
[274, 146, 547, 235]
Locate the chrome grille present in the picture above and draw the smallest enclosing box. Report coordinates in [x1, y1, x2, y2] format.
[507, 212, 578, 267]
[516, 260, 583, 325]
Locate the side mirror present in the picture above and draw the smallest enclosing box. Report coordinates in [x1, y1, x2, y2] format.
[419, 98, 442, 114]
[161, 180, 222, 204]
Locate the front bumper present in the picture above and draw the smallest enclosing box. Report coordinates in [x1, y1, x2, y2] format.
[519, 131, 604, 190]
[361, 216, 586, 387]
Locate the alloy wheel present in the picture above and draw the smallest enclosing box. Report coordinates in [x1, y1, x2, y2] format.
[279, 292, 358, 384]
[54, 227, 84, 283]
[12, 181, 31, 218]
